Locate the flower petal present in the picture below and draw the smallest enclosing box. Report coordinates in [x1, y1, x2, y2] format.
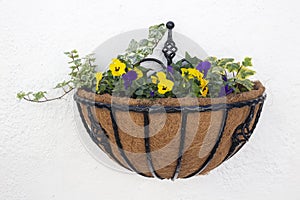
[109, 58, 126, 76]
[156, 72, 167, 81]
[196, 61, 211, 77]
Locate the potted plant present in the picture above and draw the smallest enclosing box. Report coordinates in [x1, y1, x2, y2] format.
[17, 21, 266, 180]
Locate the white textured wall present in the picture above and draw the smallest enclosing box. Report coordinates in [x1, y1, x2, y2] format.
[1, 0, 299, 199]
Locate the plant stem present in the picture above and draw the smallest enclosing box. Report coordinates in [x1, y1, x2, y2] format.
[22, 88, 74, 103]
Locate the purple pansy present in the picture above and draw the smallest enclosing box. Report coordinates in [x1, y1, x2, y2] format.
[122, 70, 137, 89]
[150, 90, 155, 97]
[167, 65, 174, 74]
[196, 61, 211, 78]
[219, 75, 234, 97]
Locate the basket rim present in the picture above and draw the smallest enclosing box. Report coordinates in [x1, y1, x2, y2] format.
[75, 81, 265, 108]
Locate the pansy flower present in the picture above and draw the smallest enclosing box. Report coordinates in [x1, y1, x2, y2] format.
[158, 79, 174, 94]
[122, 70, 137, 89]
[151, 76, 158, 84]
[151, 71, 166, 84]
[156, 71, 167, 80]
[196, 61, 211, 78]
[134, 67, 143, 79]
[199, 77, 209, 97]
[189, 68, 203, 80]
[109, 58, 126, 76]
[181, 68, 189, 77]
[199, 78, 209, 88]
[95, 72, 103, 92]
[151, 71, 174, 94]
[181, 68, 203, 80]
[219, 75, 233, 97]
[150, 90, 155, 97]
[167, 65, 174, 74]
[200, 86, 209, 97]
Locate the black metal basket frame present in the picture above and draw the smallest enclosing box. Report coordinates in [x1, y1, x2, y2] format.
[74, 21, 266, 180]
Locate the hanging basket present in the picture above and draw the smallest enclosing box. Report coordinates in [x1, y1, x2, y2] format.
[74, 81, 266, 180]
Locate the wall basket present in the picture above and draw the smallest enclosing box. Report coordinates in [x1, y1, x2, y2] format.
[74, 22, 266, 180]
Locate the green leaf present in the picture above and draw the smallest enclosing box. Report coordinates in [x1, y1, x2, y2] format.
[242, 57, 252, 67]
[185, 52, 201, 67]
[126, 39, 139, 52]
[139, 39, 148, 46]
[235, 79, 254, 91]
[226, 63, 240, 72]
[120, 23, 166, 65]
[205, 57, 218, 65]
[32, 91, 47, 101]
[54, 80, 70, 89]
[68, 71, 78, 77]
[134, 89, 144, 96]
[136, 65, 152, 73]
[218, 58, 234, 66]
[237, 66, 256, 79]
[211, 66, 225, 74]
[148, 23, 166, 42]
[17, 92, 26, 99]
[191, 81, 200, 96]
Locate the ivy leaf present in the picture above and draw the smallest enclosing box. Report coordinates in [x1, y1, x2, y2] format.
[242, 57, 253, 67]
[205, 57, 218, 65]
[69, 71, 78, 77]
[134, 89, 144, 96]
[148, 23, 166, 42]
[17, 92, 26, 99]
[139, 39, 149, 46]
[17, 92, 33, 100]
[120, 23, 166, 65]
[126, 39, 139, 52]
[136, 65, 152, 73]
[218, 58, 234, 66]
[237, 66, 256, 79]
[235, 79, 254, 91]
[33, 91, 47, 101]
[185, 52, 202, 67]
[54, 80, 70, 89]
[191, 81, 200, 96]
[211, 66, 225, 74]
[226, 63, 240, 72]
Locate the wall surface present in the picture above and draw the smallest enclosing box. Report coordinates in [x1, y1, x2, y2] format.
[1, 0, 299, 199]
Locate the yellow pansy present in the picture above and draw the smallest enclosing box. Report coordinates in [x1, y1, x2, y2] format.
[181, 68, 189, 77]
[151, 71, 167, 84]
[181, 68, 204, 80]
[200, 86, 209, 97]
[134, 67, 143, 79]
[199, 78, 209, 88]
[199, 77, 209, 97]
[109, 58, 126, 76]
[156, 72, 167, 81]
[151, 75, 158, 84]
[188, 68, 203, 80]
[95, 72, 103, 92]
[157, 79, 174, 94]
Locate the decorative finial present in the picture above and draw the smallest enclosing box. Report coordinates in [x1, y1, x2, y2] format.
[166, 21, 175, 29]
[162, 21, 178, 66]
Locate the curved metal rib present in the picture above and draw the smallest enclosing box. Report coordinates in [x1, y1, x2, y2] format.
[85, 106, 129, 170]
[134, 57, 166, 70]
[143, 112, 163, 179]
[184, 109, 228, 178]
[223, 102, 265, 162]
[110, 108, 148, 177]
[172, 111, 188, 180]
